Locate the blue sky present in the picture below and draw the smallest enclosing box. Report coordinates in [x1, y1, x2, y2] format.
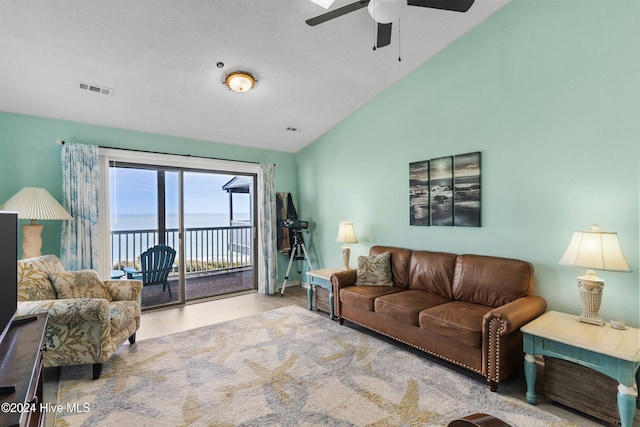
[109, 168, 249, 219]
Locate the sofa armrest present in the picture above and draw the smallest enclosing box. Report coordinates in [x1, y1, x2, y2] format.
[331, 270, 357, 291]
[482, 295, 547, 389]
[331, 270, 357, 321]
[105, 279, 143, 302]
[17, 298, 113, 366]
[483, 295, 547, 336]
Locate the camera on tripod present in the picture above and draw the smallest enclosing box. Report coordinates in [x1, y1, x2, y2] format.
[279, 218, 314, 296]
[281, 219, 309, 230]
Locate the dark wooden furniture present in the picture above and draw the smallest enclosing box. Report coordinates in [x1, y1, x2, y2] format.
[314, 285, 331, 315]
[545, 357, 622, 425]
[448, 413, 511, 427]
[0, 314, 48, 427]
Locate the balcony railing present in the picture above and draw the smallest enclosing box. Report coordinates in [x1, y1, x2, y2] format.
[111, 225, 253, 276]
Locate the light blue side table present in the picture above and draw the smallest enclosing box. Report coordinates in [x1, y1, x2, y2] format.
[306, 267, 342, 320]
[522, 311, 640, 427]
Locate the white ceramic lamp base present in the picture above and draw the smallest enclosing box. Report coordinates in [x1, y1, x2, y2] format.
[21, 223, 44, 259]
[341, 245, 351, 271]
[577, 278, 605, 327]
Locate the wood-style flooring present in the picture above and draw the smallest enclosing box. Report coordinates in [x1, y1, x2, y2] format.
[137, 283, 308, 341]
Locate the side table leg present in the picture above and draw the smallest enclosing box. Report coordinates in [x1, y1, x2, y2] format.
[329, 290, 334, 320]
[307, 285, 313, 311]
[617, 383, 638, 427]
[524, 353, 537, 405]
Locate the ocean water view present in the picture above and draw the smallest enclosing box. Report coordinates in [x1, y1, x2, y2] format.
[110, 212, 252, 267]
[107, 167, 254, 269]
[111, 212, 249, 231]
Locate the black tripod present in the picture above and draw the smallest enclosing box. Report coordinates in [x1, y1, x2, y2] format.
[280, 229, 314, 296]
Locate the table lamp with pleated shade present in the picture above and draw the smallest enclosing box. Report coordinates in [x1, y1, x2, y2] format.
[559, 224, 631, 326]
[336, 221, 358, 271]
[1, 187, 72, 259]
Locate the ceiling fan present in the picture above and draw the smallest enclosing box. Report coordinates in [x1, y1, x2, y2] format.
[306, 0, 475, 49]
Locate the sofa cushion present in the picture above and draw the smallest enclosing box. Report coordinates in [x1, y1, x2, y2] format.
[50, 270, 113, 301]
[17, 254, 65, 301]
[408, 250, 458, 299]
[419, 301, 493, 348]
[452, 254, 534, 307]
[340, 286, 403, 312]
[357, 252, 393, 286]
[375, 290, 450, 326]
[370, 246, 412, 289]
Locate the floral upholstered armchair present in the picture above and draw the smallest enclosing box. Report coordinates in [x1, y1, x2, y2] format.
[16, 255, 142, 379]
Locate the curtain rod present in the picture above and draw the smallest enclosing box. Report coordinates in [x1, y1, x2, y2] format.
[55, 139, 272, 166]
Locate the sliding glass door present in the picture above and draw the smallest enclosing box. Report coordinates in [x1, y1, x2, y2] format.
[182, 171, 254, 302]
[103, 153, 256, 311]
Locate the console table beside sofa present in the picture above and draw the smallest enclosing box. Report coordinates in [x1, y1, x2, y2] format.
[306, 267, 343, 320]
[522, 311, 640, 427]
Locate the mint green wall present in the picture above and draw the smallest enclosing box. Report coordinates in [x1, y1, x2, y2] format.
[297, 1, 640, 326]
[0, 112, 298, 280]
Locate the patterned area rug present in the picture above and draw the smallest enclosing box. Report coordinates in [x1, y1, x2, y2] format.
[56, 305, 577, 426]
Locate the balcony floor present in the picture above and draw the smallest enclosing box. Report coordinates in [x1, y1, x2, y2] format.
[140, 269, 255, 308]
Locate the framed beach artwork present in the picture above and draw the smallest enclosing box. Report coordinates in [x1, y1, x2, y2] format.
[409, 160, 430, 226]
[454, 152, 481, 227]
[409, 151, 482, 227]
[429, 156, 454, 226]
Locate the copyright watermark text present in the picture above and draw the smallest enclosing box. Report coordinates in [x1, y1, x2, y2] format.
[1, 402, 91, 414]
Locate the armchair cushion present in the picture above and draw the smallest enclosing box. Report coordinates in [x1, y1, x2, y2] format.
[50, 270, 113, 301]
[17, 254, 65, 301]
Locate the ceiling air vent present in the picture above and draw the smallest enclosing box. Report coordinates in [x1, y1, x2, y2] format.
[78, 82, 113, 96]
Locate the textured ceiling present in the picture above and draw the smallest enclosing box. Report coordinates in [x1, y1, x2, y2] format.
[0, 0, 508, 152]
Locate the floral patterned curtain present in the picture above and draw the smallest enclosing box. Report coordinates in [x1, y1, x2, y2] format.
[257, 163, 277, 294]
[60, 142, 99, 270]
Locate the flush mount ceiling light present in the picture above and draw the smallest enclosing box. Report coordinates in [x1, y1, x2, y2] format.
[225, 71, 255, 93]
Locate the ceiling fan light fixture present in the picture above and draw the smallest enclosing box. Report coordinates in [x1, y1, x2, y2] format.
[368, 0, 404, 24]
[309, 0, 336, 9]
[225, 71, 255, 93]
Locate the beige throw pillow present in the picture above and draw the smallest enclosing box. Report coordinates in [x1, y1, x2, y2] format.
[50, 270, 112, 301]
[357, 252, 393, 287]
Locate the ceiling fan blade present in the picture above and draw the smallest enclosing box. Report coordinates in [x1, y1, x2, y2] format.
[376, 23, 392, 48]
[407, 0, 475, 13]
[306, 0, 370, 26]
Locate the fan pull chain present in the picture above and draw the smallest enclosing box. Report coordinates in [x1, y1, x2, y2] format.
[373, 24, 377, 50]
[372, 8, 377, 50]
[398, 18, 402, 62]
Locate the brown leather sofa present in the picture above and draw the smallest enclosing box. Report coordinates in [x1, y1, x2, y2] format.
[331, 245, 547, 391]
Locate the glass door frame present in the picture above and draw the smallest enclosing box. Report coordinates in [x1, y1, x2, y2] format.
[107, 163, 185, 308]
[98, 148, 259, 309]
